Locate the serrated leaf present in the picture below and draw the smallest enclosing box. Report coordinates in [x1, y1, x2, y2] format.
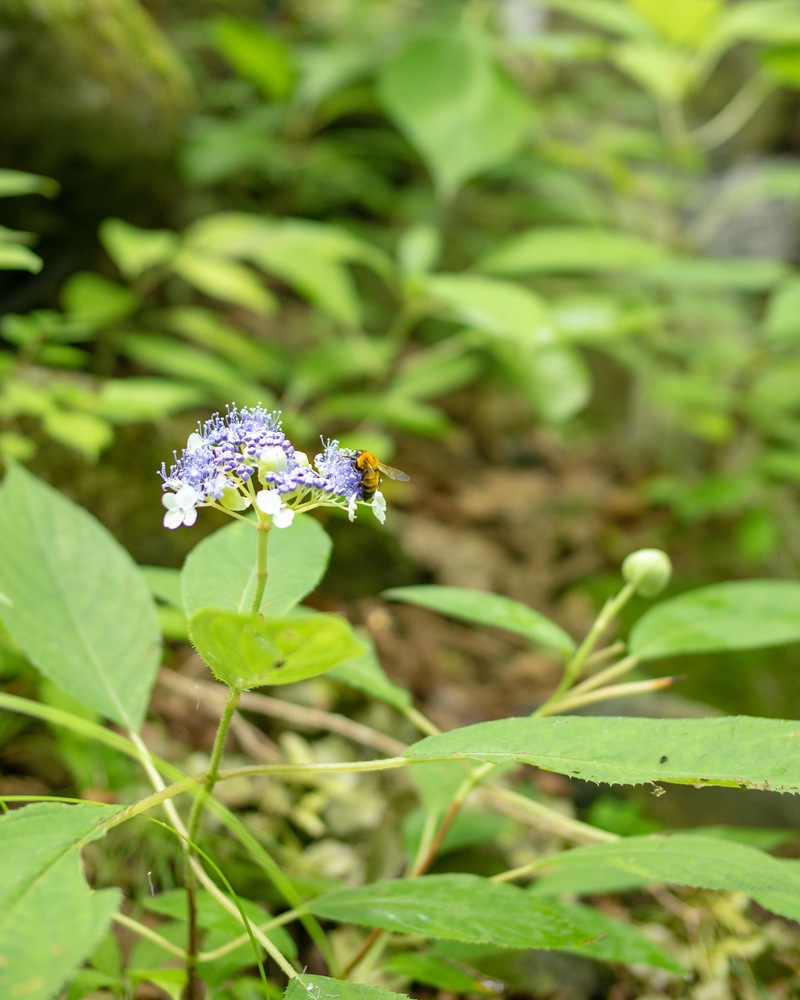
[189, 608, 365, 689]
[286, 975, 410, 1000]
[0, 465, 161, 729]
[404, 715, 800, 793]
[306, 873, 680, 970]
[531, 832, 800, 917]
[182, 517, 331, 620]
[629, 580, 800, 661]
[384, 585, 575, 657]
[0, 803, 122, 1000]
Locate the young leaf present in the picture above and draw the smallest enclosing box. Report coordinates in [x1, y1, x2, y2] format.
[0, 803, 122, 1000]
[307, 873, 680, 970]
[378, 33, 530, 199]
[189, 609, 365, 689]
[404, 715, 800, 793]
[384, 585, 576, 657]
[182, 516, 332, 619]
[629, 580, 800, 661]
[0, 464, 161, 729]
[285, 976, 410, 1000]
[531, 832, 800, 920]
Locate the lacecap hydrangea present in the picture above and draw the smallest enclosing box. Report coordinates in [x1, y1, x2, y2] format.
[159, 405, 395, 529]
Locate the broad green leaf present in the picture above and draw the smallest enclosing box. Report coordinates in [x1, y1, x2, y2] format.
[629, 580, 800, 661]
[384, 953, 490, 993]
[638, 256, 788, 290]
[0, 168, 59, 198]
[384, 585, 575, 657]
[404, 715, 800, 793]
[182, 517, 332, 620]
[712, 0, 800, 49]
[764, 275, 800, 344]
[0, 243, 43, 272]
[509, 341, 591, 423]
[628, 0, 721, 45]
[189, 608, 365, 689]
[0, 465, 161, 729]
[213, 16, 295, 101]
[378, 33, 530, 198]
[286, 976, 410, 1000]
[121, 333, 266, 400]
[329, 646, 412, 710]
[61, 272, 139, 326]
[392, 338, 482, 400]
[0, 803, 122, 1000]
[764, 44, 800, 88]
[612, 42, 694, 101]
[99, 218, 178, 279]
[170, 249, 277, 315]
[307, 873, 680, 970]
[531, 833, 800, 921]
[478, 227, 665, 274]
[397, 223, 441, 279]
[423, 274, 549, 338]
[96, 379, 205, 422]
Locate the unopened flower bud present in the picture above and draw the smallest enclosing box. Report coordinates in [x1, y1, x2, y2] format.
[622, 549, 672, 597]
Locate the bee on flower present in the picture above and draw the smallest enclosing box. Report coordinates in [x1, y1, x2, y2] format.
[159, 405, 407, 530]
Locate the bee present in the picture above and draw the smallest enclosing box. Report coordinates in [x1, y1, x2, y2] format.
[354, 450, 410, 500]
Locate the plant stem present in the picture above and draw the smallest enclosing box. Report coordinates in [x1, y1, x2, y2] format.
[183, 685, 242, 999]
[252, 518, 271, 615]
[536, 581, 637, 714]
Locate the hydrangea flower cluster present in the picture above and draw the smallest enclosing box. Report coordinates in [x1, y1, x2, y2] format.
[159, 405, 388, 530]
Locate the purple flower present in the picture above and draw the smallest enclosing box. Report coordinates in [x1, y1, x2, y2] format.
[159, 406, 397, 529]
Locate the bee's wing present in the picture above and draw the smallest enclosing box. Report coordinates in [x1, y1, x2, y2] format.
[377, 463, 410, 482]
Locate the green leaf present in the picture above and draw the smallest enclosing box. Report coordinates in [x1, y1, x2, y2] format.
[478, 227, 665, 274]
[384, 585, 575, 657]
[61, 272, 139, 326]
[0, 803, 122, 1000]
[306, 873, 680, 970]
[170, 249, 277, 315]
[533, 0, 652, 38]
[384, 953, 485, 993]
[213, 16, 296, 101]
[638, 256, 788, 291]
[378, 33, 530, 198]
[0, 243, 43, 272]
[404, 715, 800, 793]
[628, 0, 721, 45]
[0, 465, 161, 729]
[285, 976, 410, 1000]
[612, 42, 695, 102]
[329, 646, 412, 710]
[182, 517, 332, 620]
[423, 274, 549, 338]
[99, 219, 178, 279]
[629, 580, 800, 661]
[531, 832, 800, 919]
[189, 608, 365, 689]
[0, 168, 59, 198]
[764, 275, 800, 344]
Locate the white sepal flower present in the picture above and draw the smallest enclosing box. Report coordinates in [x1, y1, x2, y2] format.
[256, 489, 295, 528]
[371, 491, 387, 524]
[162, 484, 201, 529]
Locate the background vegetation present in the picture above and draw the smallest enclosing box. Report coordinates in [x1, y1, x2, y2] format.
[5, 1, 800, 997]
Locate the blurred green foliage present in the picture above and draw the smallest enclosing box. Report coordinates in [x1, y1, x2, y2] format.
[3, 0, 800, 561]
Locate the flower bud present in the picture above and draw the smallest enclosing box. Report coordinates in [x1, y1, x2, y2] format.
[622, 548, 672, 597]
